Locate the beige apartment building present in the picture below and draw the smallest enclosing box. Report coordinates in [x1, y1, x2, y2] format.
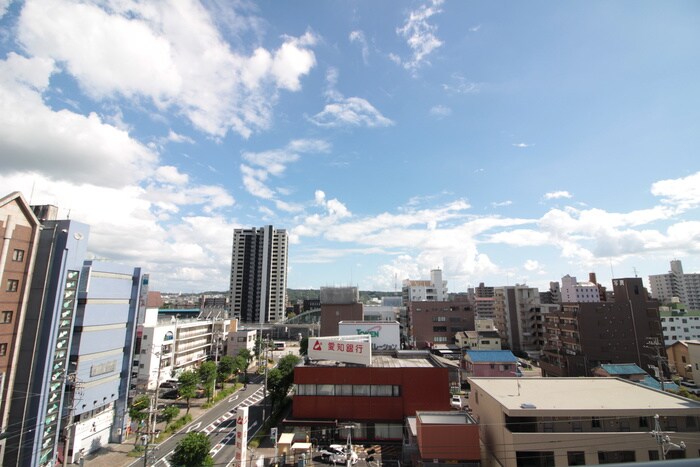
[469, 377, 700, 466]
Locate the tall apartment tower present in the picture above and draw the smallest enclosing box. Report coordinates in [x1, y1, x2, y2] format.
[649, 260, 700, 309]
[0, 192, 40, 462]
[229, 226, 288, 324]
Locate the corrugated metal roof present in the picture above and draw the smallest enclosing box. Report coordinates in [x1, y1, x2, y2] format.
[599, 363, 645, 375]
[465, 350, 517, 363]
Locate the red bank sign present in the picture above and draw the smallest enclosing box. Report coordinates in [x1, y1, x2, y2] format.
[308, 335, 372, 365]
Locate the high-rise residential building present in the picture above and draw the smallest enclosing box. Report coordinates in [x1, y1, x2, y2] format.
[649, 260, 700, 310]
[5, 216, 89, 467]
[493, 285, 545, 355]
[229, 226, 288, 324]
[540, 277, 663, 378]
[0, 192, 40, 462]
[401, 269, 447, 305]
[5, 207, 144, 466]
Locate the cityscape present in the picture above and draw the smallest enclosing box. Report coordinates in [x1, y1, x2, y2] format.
[2, 1, 700, 466]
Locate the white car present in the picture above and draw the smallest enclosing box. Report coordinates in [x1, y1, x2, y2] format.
[451, 394, 462, 409]
[320, 444, 358, 464]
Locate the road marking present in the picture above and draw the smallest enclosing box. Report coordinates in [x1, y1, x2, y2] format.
[186, 422, 201, 432]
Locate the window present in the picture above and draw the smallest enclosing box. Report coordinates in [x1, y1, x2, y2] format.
[12, 249, 24, 262]
[648, 450, 659, 461]
[353, 385, 370, 396]
[1, 311, 11, 324]
[0, 343, 7, 356]
[598, 451, 635, 464]
[567, 452, 586, 466]
[432, 326, 447, 332]
[6, 280, 18, 292]
[639, 416, 649, 428]
[592, 417, 601, 428]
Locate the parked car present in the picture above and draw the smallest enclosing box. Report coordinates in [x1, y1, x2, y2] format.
[319, 445, 358, 464]
[451, 394, 462, 409]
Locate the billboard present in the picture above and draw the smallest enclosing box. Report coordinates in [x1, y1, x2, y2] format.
[338, 321, 400, 351]
[308, 335, 372, 365]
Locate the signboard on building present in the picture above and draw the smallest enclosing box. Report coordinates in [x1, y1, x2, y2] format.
[233, 406, 249, 467]
[339, 321, 400, 351]
[308, 335, 372, 365]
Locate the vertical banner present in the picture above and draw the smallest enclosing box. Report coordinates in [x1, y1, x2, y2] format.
[233, 406, 249, 467]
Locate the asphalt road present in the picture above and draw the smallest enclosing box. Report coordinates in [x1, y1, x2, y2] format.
[127, 375, 267, 466]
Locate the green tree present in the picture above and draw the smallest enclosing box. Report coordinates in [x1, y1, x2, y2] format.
[171, 432, 213, 466]
[267, 354, 300, 412]
[199, 361, 217, 402]
[129, 394, 150, 444]
[217, 355, 237, 385]
[299, 337, 308, 356]
[237, 349, 253, 382]
[161, 405, 180, 429]
[178, 370, 199, 414]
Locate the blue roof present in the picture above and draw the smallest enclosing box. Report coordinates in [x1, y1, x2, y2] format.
[637, 376, 680, 392]
[600, 363, 645, 375]
[465, 350, 517, 363]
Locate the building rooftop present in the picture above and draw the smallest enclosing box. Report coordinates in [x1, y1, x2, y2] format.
[416, 412, 476, 425]
[465, 350, 517, 363]
[303, 351, 438, 368]
[469, 377, 700, 414]
[599, 363, 645, 375]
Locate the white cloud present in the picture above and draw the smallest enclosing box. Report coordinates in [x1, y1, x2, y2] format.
[544, 191, 573, 200]
[523, 260, 540, 271]
[310, 97, 394, 128]
[651, 170, 700, 211]
[396, 0, 444, 72]
[349, 30, 369, 64]
[491, 200, 513, 208]
[155, 166, 189, 185]
[0, 53, 158, 188]
[442, 74, 481, 94]
[17, 0, 317, 138]
[240, 139, 330, 204]
[429, 105, 452, 118]
[166, 130, 195, 144]
[309, 68, 393, 128]
[512, 142, 533, 148]
[469, 25, 481, 32]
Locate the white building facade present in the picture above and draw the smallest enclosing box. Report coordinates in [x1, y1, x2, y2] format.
[402, 269, 448, 304]
[560, 274, 601, 303]
[650, 260, 700, 309]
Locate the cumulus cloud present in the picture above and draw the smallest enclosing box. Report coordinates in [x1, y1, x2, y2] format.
[651, 170, 700, 211]
[523, 260, 540, 272]
[0, 53, 158, 187]
[16, 0, 317, 138]
[309, 68, 393, 128]
[544, 191, 573, 200]
[395, 0, 444, 72]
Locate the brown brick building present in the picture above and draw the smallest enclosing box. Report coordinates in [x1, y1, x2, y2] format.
[0, 192, 40, 447]
[540, 277, 663, 377]
[407, 300, 474, 349]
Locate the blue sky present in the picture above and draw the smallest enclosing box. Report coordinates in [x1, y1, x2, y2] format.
[1, 0, 699, 294]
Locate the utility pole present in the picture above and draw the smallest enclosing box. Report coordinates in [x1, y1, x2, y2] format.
[262, 336, 269, 422]
[645, 337, 668, 391]
[62, 373, 83, 467]
[343, 424, 354, 467]
[149, 345, 165, 444]
[652, 414, 686, 460]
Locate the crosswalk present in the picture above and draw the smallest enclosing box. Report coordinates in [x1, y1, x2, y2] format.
[208, 387, 265, 457]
